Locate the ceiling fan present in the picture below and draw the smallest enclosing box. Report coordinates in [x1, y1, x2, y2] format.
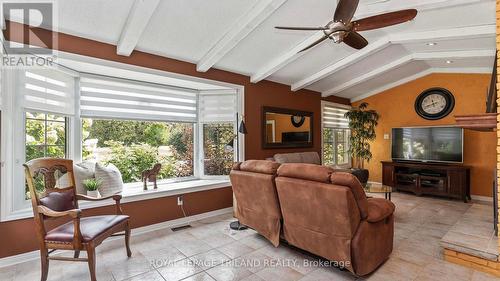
[275, 0, 417, 52]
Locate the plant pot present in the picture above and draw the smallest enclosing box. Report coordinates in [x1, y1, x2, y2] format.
[351, 168, 369, 184]
[86, 190, 100, 198]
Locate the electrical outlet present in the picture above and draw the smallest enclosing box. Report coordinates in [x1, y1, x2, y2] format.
[177, 196, 183, 206]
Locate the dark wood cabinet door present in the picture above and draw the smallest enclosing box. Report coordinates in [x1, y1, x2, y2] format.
[448, 170, 466, 200]
[382, 164, 394, 186]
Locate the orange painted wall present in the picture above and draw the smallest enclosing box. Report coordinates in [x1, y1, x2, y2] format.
[354, 73, 495, 197]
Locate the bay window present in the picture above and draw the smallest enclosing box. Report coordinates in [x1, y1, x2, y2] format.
[1, 58, 243, 221]
[83, 119, 194, 183]
[25, 112, 68, 161]
[321, 101, 351, 168]
[202, 123, 234, 176]
[25, 112, 68, 197]
[199, 92, 238, 177]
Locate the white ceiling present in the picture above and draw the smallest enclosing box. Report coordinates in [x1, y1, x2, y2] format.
[9, 0, 495, 101]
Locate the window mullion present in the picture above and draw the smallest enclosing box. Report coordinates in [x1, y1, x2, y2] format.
[44, 114, 48, 157]
[333, 129, 338, 166]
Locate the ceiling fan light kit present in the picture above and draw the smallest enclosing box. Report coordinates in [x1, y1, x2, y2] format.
[275, 0, 417, 52]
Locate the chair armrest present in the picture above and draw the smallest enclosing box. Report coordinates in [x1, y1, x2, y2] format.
[37, 205, 81, 218]
[37, 205, 83, 249]
[366, 198, 395, 223]
[76, 193, 122, 202]
[76, 193, 124, 215]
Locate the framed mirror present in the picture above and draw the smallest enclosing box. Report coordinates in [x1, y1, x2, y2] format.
[262, 106, 313, 148]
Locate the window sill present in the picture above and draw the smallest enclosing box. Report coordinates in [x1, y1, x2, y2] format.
[2, 178, 231, 222]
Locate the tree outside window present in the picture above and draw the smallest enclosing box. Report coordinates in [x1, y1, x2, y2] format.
[25, 112, 68, 196]
[322, 128, 350, 167]
[82, 119, 194, 184]
[203, 123, 235, 176]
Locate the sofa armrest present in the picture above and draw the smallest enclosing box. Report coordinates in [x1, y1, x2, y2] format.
[366, 198, 395, 223]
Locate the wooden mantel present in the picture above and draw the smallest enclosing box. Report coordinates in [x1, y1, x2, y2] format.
[455, 113, 498, 131]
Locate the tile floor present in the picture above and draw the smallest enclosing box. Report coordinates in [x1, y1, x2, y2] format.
[441, 203, 498, 261]
[1, 192, 499, 281]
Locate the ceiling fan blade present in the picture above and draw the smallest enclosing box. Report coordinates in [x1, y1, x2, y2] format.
[343, 31, 368, 50]
[299, 35, 328, 52]
[334, 0, 359, 24]
[352, 9, 417, 31]
[275, 26, 327, 31]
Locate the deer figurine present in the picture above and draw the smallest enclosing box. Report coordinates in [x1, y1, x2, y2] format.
[142, 163, 162, 190]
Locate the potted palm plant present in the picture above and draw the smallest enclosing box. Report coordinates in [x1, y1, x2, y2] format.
[83, 178, 102, 198]
[344, 102, 380, 184]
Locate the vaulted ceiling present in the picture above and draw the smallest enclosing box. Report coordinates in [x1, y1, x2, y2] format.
[9, 0, 496, 101]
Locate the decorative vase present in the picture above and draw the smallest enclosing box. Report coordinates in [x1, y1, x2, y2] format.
[87, 190, 100, 198]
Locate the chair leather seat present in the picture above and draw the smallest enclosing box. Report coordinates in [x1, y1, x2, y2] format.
[45, 215, 129, 243]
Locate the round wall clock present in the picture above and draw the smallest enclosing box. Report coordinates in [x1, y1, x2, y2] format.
[414, 88, 455, 120]
[291, 115, 305, 127]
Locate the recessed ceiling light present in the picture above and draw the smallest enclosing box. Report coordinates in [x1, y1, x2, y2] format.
[446, 60, 453, 64]
[426, 42, 437, 46]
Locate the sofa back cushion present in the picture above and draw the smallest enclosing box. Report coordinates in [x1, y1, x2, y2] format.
[239, 160, 280, 175]
[275, 172, 360, 269]
[330, 172, 369, 219]
[230, 160, 282, 246]
[273, 152, 321, 165]
[277, 163, 333, 183]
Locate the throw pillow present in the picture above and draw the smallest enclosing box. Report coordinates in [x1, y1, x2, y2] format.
[95, 163, 124, 197]
[77, 161, 97, 174]
[56, 164, 94, 194]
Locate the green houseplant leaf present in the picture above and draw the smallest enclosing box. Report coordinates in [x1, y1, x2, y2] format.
[83, 178, 102, 191]
[344, 102, 380, 169]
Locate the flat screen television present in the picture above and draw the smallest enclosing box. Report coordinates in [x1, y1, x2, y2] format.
[282, 131, 310, 142]
[391, 127, 463, 163]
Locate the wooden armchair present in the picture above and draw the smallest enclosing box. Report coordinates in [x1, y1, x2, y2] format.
[24, 158, 131, 281]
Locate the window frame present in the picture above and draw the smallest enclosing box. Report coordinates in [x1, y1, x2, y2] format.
[25, 112, 69, 160]
[81, 117, 198, 185]
[322, 127, 351, 167]
[321, 101, 352, 169]
[199, 121, 238, 179]
[0, 50, 245, 222]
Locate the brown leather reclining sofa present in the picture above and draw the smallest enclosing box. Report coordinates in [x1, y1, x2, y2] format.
[230, 160, 395, 276]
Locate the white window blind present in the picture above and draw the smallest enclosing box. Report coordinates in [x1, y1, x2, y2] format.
[199, 92, 237, 122]
[322, 102, 350, 129]
[79, 74, 198, 122]
[19, 68, 76, 115]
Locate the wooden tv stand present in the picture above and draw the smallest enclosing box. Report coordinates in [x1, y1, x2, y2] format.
[381, 161, 471, 202]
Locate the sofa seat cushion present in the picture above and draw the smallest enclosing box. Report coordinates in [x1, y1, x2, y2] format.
[366, 198, 395, 223]
[45, 215, 129, 242]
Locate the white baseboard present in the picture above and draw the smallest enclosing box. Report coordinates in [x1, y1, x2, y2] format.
[471, 195, 493, 203]
[0, 207, 232, 268]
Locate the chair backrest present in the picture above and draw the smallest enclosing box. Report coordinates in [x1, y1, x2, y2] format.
[24, 158, 78, 235]
[230, 160, 282, 246]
